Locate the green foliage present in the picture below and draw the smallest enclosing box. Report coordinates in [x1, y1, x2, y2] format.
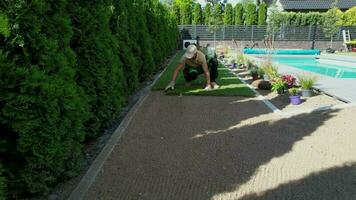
[288, 87, 299, 96]
[323, 6, 342, 48]
[223, 3, 234, 25]
[267, 2, 282, 35]
[343, 7, 356, 25]
[211, 3, 223, 24]
[180, 3, 192, 24]
[192, 3, 203, 25]
[208, 3, 223, 34]
[0, 0, 178, 198]
[234, 3, 244, 25]
[69, 1, 126, 137]
[269, 11, 326, 27]
[260, 59, 279, 79]
[204, 3, 212, 24]
[244, 3, 257, 25]
[257, 67, 265, 77]
[171, 3, 181, 23]
[257, 1, 267, 25]
[0, 164, 6, 200]
[0, 0, 89, 195]
[297, 74, 317, 89]
[271, 78, 286, 93]
[0, 12, 9, 37]
[174, 0, 193, 24]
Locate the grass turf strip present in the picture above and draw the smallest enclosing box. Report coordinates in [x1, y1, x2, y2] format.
[152, 51, 255, 97]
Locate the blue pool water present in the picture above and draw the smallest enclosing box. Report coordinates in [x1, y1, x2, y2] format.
[272, 57, 356, 78]
[244, 48, 320, 55]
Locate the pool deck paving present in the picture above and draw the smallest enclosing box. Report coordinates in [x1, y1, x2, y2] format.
[277, 63, 356, 103]
[81, 91, 356, 200]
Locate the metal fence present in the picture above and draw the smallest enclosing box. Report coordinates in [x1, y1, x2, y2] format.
[178, 25, 356, 42]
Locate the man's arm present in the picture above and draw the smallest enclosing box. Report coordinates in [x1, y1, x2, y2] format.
[165, 62, 184, 91]
[202, 62, 211, 86]
[172, 63, 184, 82]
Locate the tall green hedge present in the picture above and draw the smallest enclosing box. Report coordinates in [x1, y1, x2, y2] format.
[342, 7, 356, 26]
[223, 3, 234, 25]
[234, 3, 244, 25]
[192, 3, 203, 25]
[269, 12, 326, 26]
[258, 1, 267, 25]
[244, 3, 257, 25]
[204, 3, 212, 25]
[0, 0, 178, 198]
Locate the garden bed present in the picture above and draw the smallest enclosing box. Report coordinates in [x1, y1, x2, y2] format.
[232, 68, 344, 113]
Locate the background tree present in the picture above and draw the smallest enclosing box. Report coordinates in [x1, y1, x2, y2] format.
[266, 1, 282, 47]
[209, 2, 224, 49]
[174, 0, 193, 24]
[223, 3, 234, 25]
[323, 2, 342, 48]
[342, 6, 356, 26]
[192, 3, 203, 24]
[258, 0, 267, 25]
[180, 3, 192, 24]
[244, 2, 257, 25]
[234, 3, 244, 25]
[204, 3, 212, 24]
[171, 3, 181, 24]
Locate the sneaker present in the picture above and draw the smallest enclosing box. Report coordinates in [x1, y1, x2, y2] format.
[212, 83, 220, 89]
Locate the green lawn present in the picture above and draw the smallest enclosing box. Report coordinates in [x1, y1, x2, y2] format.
[152, 51, 255, 97]
[335, 52, 356, 57]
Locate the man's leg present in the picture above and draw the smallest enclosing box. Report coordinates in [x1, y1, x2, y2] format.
[208, 57, 219, 83]
[183, 67, 198, 85]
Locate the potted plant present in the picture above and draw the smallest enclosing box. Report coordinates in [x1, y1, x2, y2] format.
[297, 74, 317, 97]
[288, 88, 301, 105]
[257, 67, 265, 79]
[271, 78, 286, 94]
[281, 74, 296, 88]
[249, 66, 259, 81]
[261, 60, 279, 81]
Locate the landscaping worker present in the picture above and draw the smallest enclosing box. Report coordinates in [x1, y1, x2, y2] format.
[165, 44, 219, 91]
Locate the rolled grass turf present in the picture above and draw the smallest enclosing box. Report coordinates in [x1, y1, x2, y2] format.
[152, 51, 255, 97]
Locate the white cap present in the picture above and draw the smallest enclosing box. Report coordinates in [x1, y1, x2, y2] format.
[184, 45, 197, 59]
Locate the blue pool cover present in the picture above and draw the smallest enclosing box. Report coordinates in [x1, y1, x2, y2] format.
[243, 48, 321, 55]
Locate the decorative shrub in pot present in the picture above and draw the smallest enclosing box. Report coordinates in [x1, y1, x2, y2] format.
[297, 74, 317, 97]
[281, 74, 296, 88]
[249, 66, 259, 81]
[288, 88, 301, 105]
[271, 78, 286, 94]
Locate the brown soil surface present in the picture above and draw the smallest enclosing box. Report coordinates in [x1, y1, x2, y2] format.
[85, 91, 356, 200]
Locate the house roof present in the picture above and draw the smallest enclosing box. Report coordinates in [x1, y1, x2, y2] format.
[279, 0, 356, 10]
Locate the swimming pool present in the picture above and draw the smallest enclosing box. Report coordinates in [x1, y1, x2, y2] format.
[272, 56, 356, 78]
[243, 48, 321, 55]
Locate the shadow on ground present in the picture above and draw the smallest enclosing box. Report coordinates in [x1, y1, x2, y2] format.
[240, 163, 356, 200]
[85, 92, 350, 200]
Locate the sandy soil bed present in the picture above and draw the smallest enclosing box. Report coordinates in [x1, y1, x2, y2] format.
[85, 91, 356, 200]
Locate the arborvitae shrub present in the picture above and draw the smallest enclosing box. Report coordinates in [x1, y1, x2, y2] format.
[0, 0, 178, 198]
[234, 3, 244, 25]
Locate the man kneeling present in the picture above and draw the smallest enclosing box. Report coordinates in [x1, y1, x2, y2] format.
[165, 45, 219, 91]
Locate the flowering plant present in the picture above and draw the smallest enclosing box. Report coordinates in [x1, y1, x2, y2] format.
[281, 74, 296, 88]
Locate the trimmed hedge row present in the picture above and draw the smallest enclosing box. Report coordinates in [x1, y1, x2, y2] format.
[0, 0, 178, 198]
[271, 7, 356, 27]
